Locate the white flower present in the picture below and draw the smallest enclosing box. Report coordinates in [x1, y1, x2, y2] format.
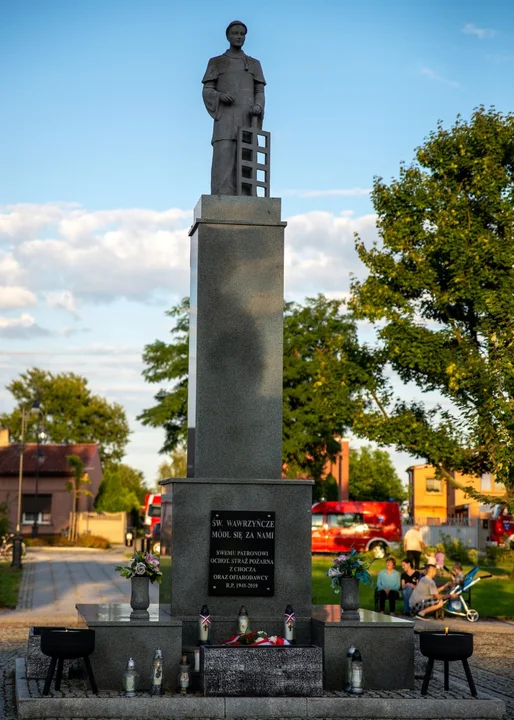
[135, 562, 147, 576]
[328, 567, 342, 577]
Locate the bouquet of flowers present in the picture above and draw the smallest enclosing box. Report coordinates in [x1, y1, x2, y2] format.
[115, 551, 163, 584]
[327, 548, 375, 591]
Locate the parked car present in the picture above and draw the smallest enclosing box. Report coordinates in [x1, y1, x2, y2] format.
[311, 501, 402, 557]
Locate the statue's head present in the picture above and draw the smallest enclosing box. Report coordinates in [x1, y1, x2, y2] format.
[226, 20, 247, 49]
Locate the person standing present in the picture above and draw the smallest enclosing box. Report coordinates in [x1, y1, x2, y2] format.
[403, 524, 425, 570]
[376, 557, 401, 614]
[400, 558, 420, 614]
[202, 21, 266, 195]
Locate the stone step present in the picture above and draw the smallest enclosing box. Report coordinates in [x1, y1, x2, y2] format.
[16, 658, 505, 720]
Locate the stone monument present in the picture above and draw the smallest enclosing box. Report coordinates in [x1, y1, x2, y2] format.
[203, 20, 266, 195]
[159, 20, 313, 654]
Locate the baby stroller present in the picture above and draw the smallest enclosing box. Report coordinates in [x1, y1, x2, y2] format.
[442, 566, 492, 622]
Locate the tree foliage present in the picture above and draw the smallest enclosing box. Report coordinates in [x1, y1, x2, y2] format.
[139, 296, 379, 489]
[94, 466, 141, 513]
[1, 368, 130, 463]
[137, 300, 189, 454]
[349, 446, 407, 502]
[350, 107, 514, 510]
[155, 449, 187, 488]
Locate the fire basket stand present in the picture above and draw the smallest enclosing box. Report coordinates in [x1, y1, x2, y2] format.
[419, 630, 477, 697]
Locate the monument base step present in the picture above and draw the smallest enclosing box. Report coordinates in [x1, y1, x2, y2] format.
[16, 658, 505, 719]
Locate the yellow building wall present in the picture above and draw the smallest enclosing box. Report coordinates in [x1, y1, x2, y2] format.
[410, 465, 448, 524]
[451, 471, 505, 520]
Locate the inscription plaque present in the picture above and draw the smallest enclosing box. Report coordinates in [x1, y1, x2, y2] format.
[209, 511, 275, 596]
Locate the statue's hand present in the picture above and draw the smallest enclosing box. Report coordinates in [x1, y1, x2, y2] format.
[251, 104, 263, 116]
[220, 94, 234, 104]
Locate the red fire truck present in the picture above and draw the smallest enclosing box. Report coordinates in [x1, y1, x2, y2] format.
[143, 494, 161, 532]
[487, 506, 514, 548]
[311, 500, 402, 557]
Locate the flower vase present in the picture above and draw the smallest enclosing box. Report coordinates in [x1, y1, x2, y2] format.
[339, 577, 360, 621]
[130, 576, 150, 619]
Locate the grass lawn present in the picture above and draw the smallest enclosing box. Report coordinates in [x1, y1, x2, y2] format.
[312, 555, 514, 619]
[0, 560, 22, 609]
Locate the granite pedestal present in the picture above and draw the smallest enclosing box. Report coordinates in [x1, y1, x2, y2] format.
[159, 478, 313, 646]
[311, 606, 415, 690]
[186, 195, 286, 480]
[76, 603, 182, 691]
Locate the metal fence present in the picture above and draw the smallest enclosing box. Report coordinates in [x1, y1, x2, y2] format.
[403, 523, 478, 548]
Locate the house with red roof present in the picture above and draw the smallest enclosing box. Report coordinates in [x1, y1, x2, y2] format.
[0, 428, 103, 536]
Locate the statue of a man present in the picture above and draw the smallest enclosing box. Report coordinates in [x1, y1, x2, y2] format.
[202, 21, 266, 195]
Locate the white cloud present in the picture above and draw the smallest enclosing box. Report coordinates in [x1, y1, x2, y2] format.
[462, 23, 495, 40]
[420, 67, 460, 88]
[0, 286, 36, 309]
[283, 188, 371, 198]
[0, 203, 191, 304]
[284, 210, 377, 297]
[0, 313, 52, 338]
[45, 290, 79, 317]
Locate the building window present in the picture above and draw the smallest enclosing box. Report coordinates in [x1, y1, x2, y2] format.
[22, 494, 52, 525]
[481, 473, 492, 491]
[426, 477, 442, 493]
[22, 512, 51, 525]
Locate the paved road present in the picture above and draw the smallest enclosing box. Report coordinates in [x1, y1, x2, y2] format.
[0, 546, 159, 627]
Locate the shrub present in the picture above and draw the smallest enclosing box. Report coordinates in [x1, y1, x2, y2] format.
[468, 548, 480, 566]
[24, 535, 73, 547]
[75, 534, 110, 549]
[485, 545, 514, 567]
[439, 532, 473, 564]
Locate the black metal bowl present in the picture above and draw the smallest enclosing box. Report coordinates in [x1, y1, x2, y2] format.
[419, 631, 473, 662]
[40, 629, 95, 659]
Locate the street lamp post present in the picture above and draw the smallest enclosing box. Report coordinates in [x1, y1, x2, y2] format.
[11, 400, 41, 568]
[32, 415, 45, 539]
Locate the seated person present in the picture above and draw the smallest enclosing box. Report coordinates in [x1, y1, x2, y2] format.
[409, 560, 456, 620]
[376, 556, 401, 614]
[400, 557, 420, 614]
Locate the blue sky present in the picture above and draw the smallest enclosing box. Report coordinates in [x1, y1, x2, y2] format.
[1, 0, 513, 486]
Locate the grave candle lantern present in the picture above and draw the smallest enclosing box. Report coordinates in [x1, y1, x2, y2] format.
[178, 654, 190, 695]
[237, 605, 249, 634]
[122, 657, 138, 697]
[350, 649, 363, 694]
[344, 645, 356, 691]
[199, 604, 211, 644]
[150, 648, 163, 695]
[284, 604, 295, 643]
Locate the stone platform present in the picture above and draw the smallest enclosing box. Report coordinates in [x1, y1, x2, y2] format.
[76, 603, 182, 691]
[15, 658, 506, 719]
[312, 607, 415, 690]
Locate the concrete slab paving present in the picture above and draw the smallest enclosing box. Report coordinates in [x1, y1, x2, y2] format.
[0, 547, 158, 628]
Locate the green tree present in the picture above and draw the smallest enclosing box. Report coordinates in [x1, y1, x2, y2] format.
[94, 467, 140, 514]
[113, 463, 148, 505]
[350, 107, 514, 511]
[137, 300, 189, 454]
[1, 369, 130, 463]
[139, 296, 379, 498]
[349, 446, 407, 502]
[155, 449, 187, 488]
[66, 454, 93, 542]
